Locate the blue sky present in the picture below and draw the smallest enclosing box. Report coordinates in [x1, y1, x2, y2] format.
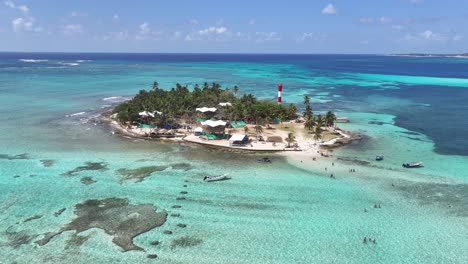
[1, 0, 467, 53]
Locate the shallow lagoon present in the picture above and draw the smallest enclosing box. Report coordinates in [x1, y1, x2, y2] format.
[1, 53, 467, 263]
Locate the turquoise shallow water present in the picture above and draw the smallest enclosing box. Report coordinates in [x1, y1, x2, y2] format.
[1, 53, 467, 263]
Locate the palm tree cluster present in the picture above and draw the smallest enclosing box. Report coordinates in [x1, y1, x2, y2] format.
[301, 95, 337, 143]
[113, 81, 298, 128]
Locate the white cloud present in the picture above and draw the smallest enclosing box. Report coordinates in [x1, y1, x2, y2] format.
[113, 14, 119, 22]
[103, 30, 128, 41]
[296, 32, 328, 42]
[359, 17, 374, 24]
[248, 18, 256, 25]
[139, 22, 151, 35]
[198, 26, 227, 35]
[322, 4, 337, 15]
[136, 22, 162, 40]
[420, 30, 436, 40]
[255, 32, 281, 42]
[379, 16, 392, 24]
[5, 1, 29, 13]
[17, 4, 28, 13]
[12, 17, 43, 32]
[185, 26, 232, 42]
[4, 0, 15, 8]
[63, 24, 84, 35]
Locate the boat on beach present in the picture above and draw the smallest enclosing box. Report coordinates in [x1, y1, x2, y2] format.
[402, 161, 423, 168]
[203, 173, 230, 182]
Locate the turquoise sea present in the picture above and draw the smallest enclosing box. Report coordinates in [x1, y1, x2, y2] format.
[0, 53, 467, 263]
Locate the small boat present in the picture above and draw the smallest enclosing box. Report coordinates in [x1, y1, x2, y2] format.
[257, 157, 272, 163]
[203, 173, 230, 182]
[402, 161, 423, 168]
[376, 155, 384, 161]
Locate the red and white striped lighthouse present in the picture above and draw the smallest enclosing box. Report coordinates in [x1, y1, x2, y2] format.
[277, 83, 282, 104]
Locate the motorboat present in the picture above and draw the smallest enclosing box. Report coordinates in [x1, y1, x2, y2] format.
[376, 155, 384, 161]
[402, 161, 423, 168]
[203, 173, 230, 182]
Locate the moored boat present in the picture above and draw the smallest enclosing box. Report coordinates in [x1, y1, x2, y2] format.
[402, 161, 423, 168]
[203, 173, 230, 182]
[257, 157, 272, 163]
[376, 155, 384, 161]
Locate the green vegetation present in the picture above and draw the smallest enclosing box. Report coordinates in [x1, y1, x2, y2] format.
[113, 82, 298, 127]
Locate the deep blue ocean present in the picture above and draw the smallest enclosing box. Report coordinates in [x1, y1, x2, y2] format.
[2, 52, 468, 155]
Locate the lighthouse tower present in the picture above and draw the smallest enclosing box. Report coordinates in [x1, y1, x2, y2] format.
[277, 83, 282, 104]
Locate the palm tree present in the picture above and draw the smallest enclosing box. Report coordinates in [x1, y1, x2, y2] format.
[302, 95, 313, 120]
[286, 132, 295, 148]
[314, 126, 323, 143]
[304, 117, 315, 131]
[315, 114, 324, 128]
[325, 111, 336, 127]
[152, 81, 159, 91]
[244, 125, 249, 135]
[233, 85, 239, 96]
[254, 125, 263, 135]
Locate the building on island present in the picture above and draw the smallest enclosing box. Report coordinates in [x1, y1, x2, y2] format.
[229, 134, 249, 146]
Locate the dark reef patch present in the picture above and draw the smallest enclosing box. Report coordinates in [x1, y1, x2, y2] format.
[170, 163, 192, 171]
[397, 183, 468, 217]
[40, 159, 55, 167]
[62, 162, 108, 176]
[54, 208, 66, 217]
[1, 228, 38, 248]
[337, 157, 371, 166]
[23, 215, 43, 223]
[170, 236, 203, 249]
[35, 197, 167, 251]
[65, 233, 93, 250]
[117, 166, 168, 182]
[368, 121, 392, 126]
[80, 177, 96, 185]
[0, 153, 29, 160]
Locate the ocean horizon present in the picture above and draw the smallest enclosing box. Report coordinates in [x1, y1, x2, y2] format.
[1, 52, 467, 263]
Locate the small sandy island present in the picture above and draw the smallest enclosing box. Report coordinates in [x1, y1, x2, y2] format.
[99, 112, 362, 156]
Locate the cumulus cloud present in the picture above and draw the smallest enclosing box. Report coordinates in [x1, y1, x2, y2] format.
[322, 4, 337, 15]
[135, 22, 162, 40]
[255, 32, 281, 42]
[185, 26, 230, 41]
[5, 1, 29, 14]
[63, 24, 84, 35]
[103, 30, 129, 41]
[296, 32, 328, 42]
[12, 17, 43, 32]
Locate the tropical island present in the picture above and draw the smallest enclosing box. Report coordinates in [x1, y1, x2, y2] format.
[108, 82, 360, 153]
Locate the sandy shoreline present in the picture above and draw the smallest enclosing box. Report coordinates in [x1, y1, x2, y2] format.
[97, 112, 362, 155]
